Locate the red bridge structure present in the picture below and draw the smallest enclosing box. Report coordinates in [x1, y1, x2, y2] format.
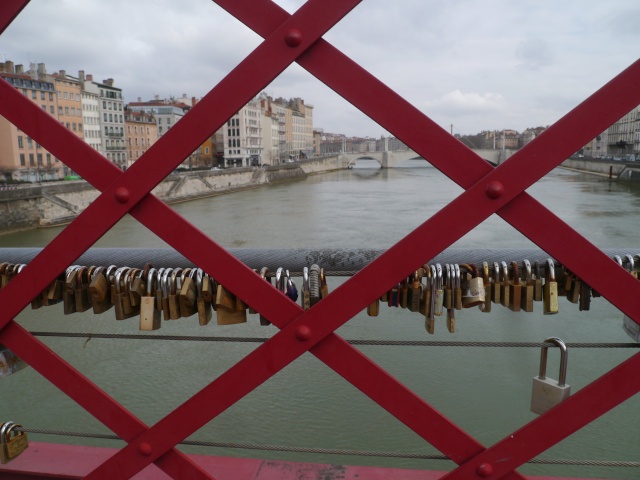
[1, 1, 640, 479]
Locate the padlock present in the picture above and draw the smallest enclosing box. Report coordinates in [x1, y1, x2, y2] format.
[419, 264, 430, 315]
[258, 267, 272, 325]
[201, 271, 213, 303]
[567, 271, 581, 304]
[167, 268, 182, 320]
[130, 263, 152, 305]
[140, 268, 161, 331]
[215, 284, 236, 310]
[480, 261, 491, 313]
[113, 267, 136, 320]
[63, 265, 79, 315]
[453, 264, 463, 310]
[508, 261, 522, 312]
[499, 261, 510, 308]
[543, 258, 559, 315]
[179, 270, 198, 318]
[301, 267, 311, 310]
[531, 337, 571, 415]
[0, 421, 28, 464]
[387, 283, 399, 307]
[195, 269, 212, 326]
[0, 263, 14, 289]
[121, 268, 141, 317]
[399, 278, 409, 309]
[446, 298, 456, 333]
[89, 266, 113, 314]
[491, 261, 501, 304]
[408, 270, 422, 313]
[160, 268, 173, 321]
[433, 263, 443, 317]
[74, 266, 92, 313]
[44, 273, 65, 306]
[443, 264, 452, 310]
[425, 265, 436, 334]
[578, 279, 591, 311]
[533, 261, 543, 302]
[521, 259, 534, 313]
[367, 297, 380, 317]
[461, 263, 484, 308]
[154, 268, 165, 312]
[320, 268, 329, 299]
[309, 264, 321, 307]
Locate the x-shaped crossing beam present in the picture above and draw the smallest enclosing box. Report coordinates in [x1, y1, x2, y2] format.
[1, 1, 639, 479]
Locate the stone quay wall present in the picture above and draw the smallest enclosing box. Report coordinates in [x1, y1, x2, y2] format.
[0, 156, 343, 233]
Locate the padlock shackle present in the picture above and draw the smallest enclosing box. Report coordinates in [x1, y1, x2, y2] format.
[539, 337, 568, 386]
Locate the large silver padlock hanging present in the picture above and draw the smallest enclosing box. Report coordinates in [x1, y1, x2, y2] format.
[531, 337, 571, 415]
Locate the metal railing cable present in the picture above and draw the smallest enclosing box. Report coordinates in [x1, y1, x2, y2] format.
[26, 332, 640, 348]
[15, 427, 640, 468]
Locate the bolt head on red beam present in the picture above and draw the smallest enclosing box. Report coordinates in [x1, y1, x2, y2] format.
[485, 181, 504, 200]
[285, 28, 303, 47]
[114, 186, 130, 204]
[476, 462, 494, 477]
[138, 442, 152, 456]
[295, 325, 312, 341]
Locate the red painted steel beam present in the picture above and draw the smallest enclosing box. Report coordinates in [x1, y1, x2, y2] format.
[0, 0, 29, 35]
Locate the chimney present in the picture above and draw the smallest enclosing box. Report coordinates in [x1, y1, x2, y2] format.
[154, 94, 160, 101]
[191, 96, 197, 107]
[37, 63, 46, 78]
[59, 69, 66, 78]
[15, 64, 24, 75]
[138, 97, 141, 102]
[103, 78, 114, 86]
[86, 74, 93, 81]
[4, 61, 14, 73]
[78, 70, 85, 82]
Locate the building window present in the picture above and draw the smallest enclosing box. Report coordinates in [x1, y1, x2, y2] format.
[49, 106, 55, 114]
[37, 153, 43, 166]
[31, 90, 37, 99]
[65, 107, 69, 115]
[63, 92, 68, 99]
[17, 136, 23, 148]
[29, 153, 35, 166]
[27, 137, 33, 148]
[19, 154, 25, 166]
[46, 154, 51, 165]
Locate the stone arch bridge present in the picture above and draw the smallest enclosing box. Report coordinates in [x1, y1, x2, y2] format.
[339, 148, 515, 168]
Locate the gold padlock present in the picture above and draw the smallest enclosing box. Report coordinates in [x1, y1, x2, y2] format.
[0, 421, 29, 464]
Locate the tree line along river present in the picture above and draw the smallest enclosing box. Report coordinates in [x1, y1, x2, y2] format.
[1, 161, 639, 479]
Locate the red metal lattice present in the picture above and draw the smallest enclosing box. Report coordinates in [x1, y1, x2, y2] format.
[1, 1, 640, 479]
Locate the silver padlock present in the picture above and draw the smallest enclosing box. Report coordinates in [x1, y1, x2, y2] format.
[531, 337, 571, 415]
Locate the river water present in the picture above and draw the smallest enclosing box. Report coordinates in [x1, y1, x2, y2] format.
[1, 161, 639, 479]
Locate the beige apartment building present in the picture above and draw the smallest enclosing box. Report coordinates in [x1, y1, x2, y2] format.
[0, 62, 63, 181]
[124, 109, 158, 167]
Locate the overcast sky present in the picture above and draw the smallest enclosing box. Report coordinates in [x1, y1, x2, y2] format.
[1, 0, 638, 137]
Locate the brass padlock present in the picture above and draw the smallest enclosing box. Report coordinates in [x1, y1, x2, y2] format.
[407, 270, 422, 313]
[367, 297, 380, 316]
[543, 258, 559, 315]
[179, 270, 198, 318]
[74, 266, 92, 313]
[508, 261, 522, 312]
[499, 261, 510, 308]
[140, 268, 161, 331]
[300, 267, 311, 311]
[195, 269, 212, 326]
[63, 265, 79, 315]
[113, 267, 137, 320]
[89, 266, 113, 314]
[309, 264, 321, 307]
[481, 261, 491, 313]
[399, 278, 409, 309]
[215, 284, 236, 310]
[425, 265, 436, 334]
[320, 268, 329, 299]
[433, 264, 443, 317]
[0, 421, 29, 464]
[533, 261, 543, 302]
[461, 263, 484, 308]
[521, 259, 534, 313]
